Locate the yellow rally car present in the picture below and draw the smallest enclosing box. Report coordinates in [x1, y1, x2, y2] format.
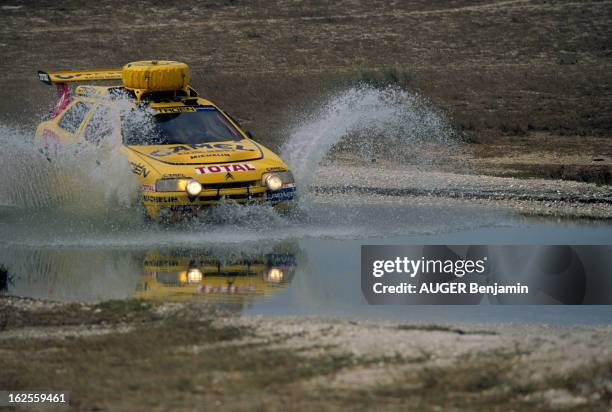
[35, 60, 296, 220]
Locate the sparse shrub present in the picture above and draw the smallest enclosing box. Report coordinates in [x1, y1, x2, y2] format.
[457, 131, 480, 143]
[245, 30, 261, 39]
[500, 123, 527, 136]
[356, 66, 415, 90]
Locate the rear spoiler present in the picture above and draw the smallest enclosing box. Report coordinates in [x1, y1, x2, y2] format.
[37, 68, 122, 85]
[38, 68, 121, 118]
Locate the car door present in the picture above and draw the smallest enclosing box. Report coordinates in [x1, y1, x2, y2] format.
[37, 99, 92, 159]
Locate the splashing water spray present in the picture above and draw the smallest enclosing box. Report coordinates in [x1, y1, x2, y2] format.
[281, 84, 454, 190]
[0, 97, 140, 218]
[0, 84, 454, 229]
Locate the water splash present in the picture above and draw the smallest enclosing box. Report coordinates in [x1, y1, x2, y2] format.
[281, 85, 454, 188]
[0, 84, 471, 247]
[0, 102, 139, 216]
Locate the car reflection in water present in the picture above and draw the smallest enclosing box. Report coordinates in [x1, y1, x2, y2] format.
[134, 245, 297, 309]
[0, 242, 299, 309]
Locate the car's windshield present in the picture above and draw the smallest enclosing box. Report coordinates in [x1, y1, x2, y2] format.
[122, 107, 243, 145]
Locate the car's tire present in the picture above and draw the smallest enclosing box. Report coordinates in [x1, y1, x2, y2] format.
[122, 60, 189, 92]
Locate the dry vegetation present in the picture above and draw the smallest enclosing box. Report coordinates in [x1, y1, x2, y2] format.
[0, 0, 611, 182]
[1, 297, 611, 411]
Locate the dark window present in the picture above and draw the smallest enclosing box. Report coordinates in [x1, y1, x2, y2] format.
[58, 101, 91, 134]
[84, 105, 114, 144]
[122, 107, 243, 146]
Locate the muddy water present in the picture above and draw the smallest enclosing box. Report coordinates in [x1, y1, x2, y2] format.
[1, 200, 611, 324]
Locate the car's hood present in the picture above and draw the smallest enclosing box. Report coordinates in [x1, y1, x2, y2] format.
[125, 140, 263, 165]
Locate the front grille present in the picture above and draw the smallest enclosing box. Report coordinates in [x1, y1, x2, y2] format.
[202, 180, 259, 190]
[199, 192, 264, 202]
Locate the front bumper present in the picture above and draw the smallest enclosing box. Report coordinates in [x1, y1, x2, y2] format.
[142, 184, 296, 219]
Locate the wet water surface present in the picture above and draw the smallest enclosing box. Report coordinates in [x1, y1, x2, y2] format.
[1, 87, 610, 324]
[1, 201, 611, 325]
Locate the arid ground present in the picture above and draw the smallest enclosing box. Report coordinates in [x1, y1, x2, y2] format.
[1, 0, 611, 183]
[1, 297, 611, 411]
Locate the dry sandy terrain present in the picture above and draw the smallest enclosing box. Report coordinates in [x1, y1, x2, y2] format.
[1, 297, 611, 411]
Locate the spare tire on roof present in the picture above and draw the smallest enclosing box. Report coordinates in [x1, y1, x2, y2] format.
[122, 60, 189, 92]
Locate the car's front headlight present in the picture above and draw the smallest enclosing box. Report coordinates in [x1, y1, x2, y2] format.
[185, 180, 202, 196]
[186, 268, 203, 284]
[155, 178, 202, 196]
[261, 171, 294, 191]
[265, 267, 285, 283]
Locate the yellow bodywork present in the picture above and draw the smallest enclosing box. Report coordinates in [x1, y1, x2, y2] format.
[35, 63, 296, 220]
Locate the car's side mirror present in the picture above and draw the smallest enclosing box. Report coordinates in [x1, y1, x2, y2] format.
[246, 130, 254, 139]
